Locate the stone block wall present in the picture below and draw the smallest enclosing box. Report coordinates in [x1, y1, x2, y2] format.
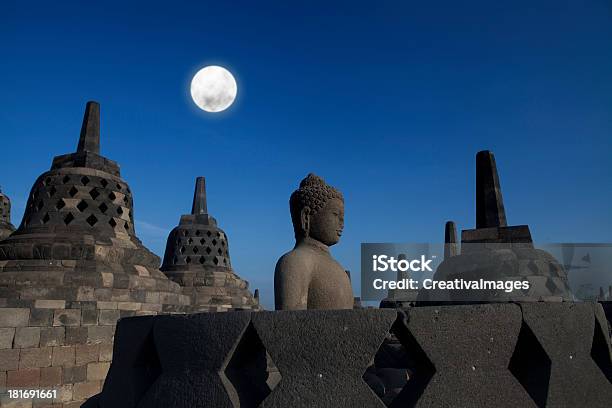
[0, 303, 114, 407]
[88, 302, 612, 408]
[0, 101, 199, 407]
[0, 267, 191, 408]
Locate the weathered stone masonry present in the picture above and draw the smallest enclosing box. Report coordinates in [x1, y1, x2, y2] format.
[89, 303, 612, 408]
[161, 177, 260, 312]
[0, 102, 259, 407]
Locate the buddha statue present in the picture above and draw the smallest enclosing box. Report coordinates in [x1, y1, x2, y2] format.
[274, 173, 354, 310]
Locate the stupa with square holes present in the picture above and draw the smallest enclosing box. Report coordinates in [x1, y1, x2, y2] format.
[160, 177, 261, 312]
[0, 102, 189, 407]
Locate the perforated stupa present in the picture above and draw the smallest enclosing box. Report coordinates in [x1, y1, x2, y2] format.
[161, 177, 261, 311]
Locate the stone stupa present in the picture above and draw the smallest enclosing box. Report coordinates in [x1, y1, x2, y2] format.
[420, 150, 573, 303]
[0, 186, 15, 240]
[160, 177, 260, 312]
[0, 101, 188, 406]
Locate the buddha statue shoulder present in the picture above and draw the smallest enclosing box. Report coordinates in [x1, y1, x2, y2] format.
[274, 173, 354, 310]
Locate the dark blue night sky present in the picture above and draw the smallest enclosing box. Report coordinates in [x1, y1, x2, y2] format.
[2, 1, 611, 307]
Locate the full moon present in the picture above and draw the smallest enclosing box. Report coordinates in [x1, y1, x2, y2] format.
[190, 66, 237, 112]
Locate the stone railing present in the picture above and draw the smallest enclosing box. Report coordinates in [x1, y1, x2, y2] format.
[86, 303, 612, 407]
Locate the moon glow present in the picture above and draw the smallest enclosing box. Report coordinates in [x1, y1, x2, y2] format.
[190, 66, 237, 112]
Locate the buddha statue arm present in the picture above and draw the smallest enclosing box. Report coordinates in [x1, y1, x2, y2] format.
[274, 252, 311, 310]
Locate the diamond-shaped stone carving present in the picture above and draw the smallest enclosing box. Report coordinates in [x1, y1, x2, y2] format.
[508, 322, 551, 407]
[517, 303, 612, 407]
[86, 214, 98, 227]
[137, 312, 252, 408]
[591, 306, 612, 383]
[90, 188, 100, 200]
[364, 316, 435, 407]
[63, 212, 75, 225]
[224, 322, 281, 408]
[76, 200, 88, 212]
[98, 316, 162, 408]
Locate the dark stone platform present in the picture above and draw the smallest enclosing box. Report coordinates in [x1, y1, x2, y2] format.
[85, 302, 612, 408]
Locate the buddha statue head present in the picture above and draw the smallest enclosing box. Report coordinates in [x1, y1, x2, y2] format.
[289, 173, 344, 246]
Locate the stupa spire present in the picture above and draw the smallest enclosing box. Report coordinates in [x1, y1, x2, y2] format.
[161, 176, 260, 312]
[191, 177, 208, 215]
[444, 221, 458, 258]
[77, 101, 100, 154]
[476, 150, 507, 228]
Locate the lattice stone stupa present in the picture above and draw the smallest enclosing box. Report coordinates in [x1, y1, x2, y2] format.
[161, 177, 260, 312]
[0, 102, 189, 406]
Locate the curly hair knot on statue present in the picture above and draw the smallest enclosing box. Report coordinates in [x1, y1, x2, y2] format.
[289, 173, 343, 233]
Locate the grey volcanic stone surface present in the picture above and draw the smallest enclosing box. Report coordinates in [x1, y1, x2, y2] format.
[400, 303, 537, 407]
[0, 101, 185, 307]
[253, 309, 396, 407]
[520, 302, 612, 407]
[98, 316, 159, 408]
[0, 102, 186, 406]
[421, 151, 572, 302]
[428, 245, 572, 302]
[137, 312, 252, 408]
[161, 177, 260, 312]
[87, 303, 612, 408]
[274, 173, 354, 310]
